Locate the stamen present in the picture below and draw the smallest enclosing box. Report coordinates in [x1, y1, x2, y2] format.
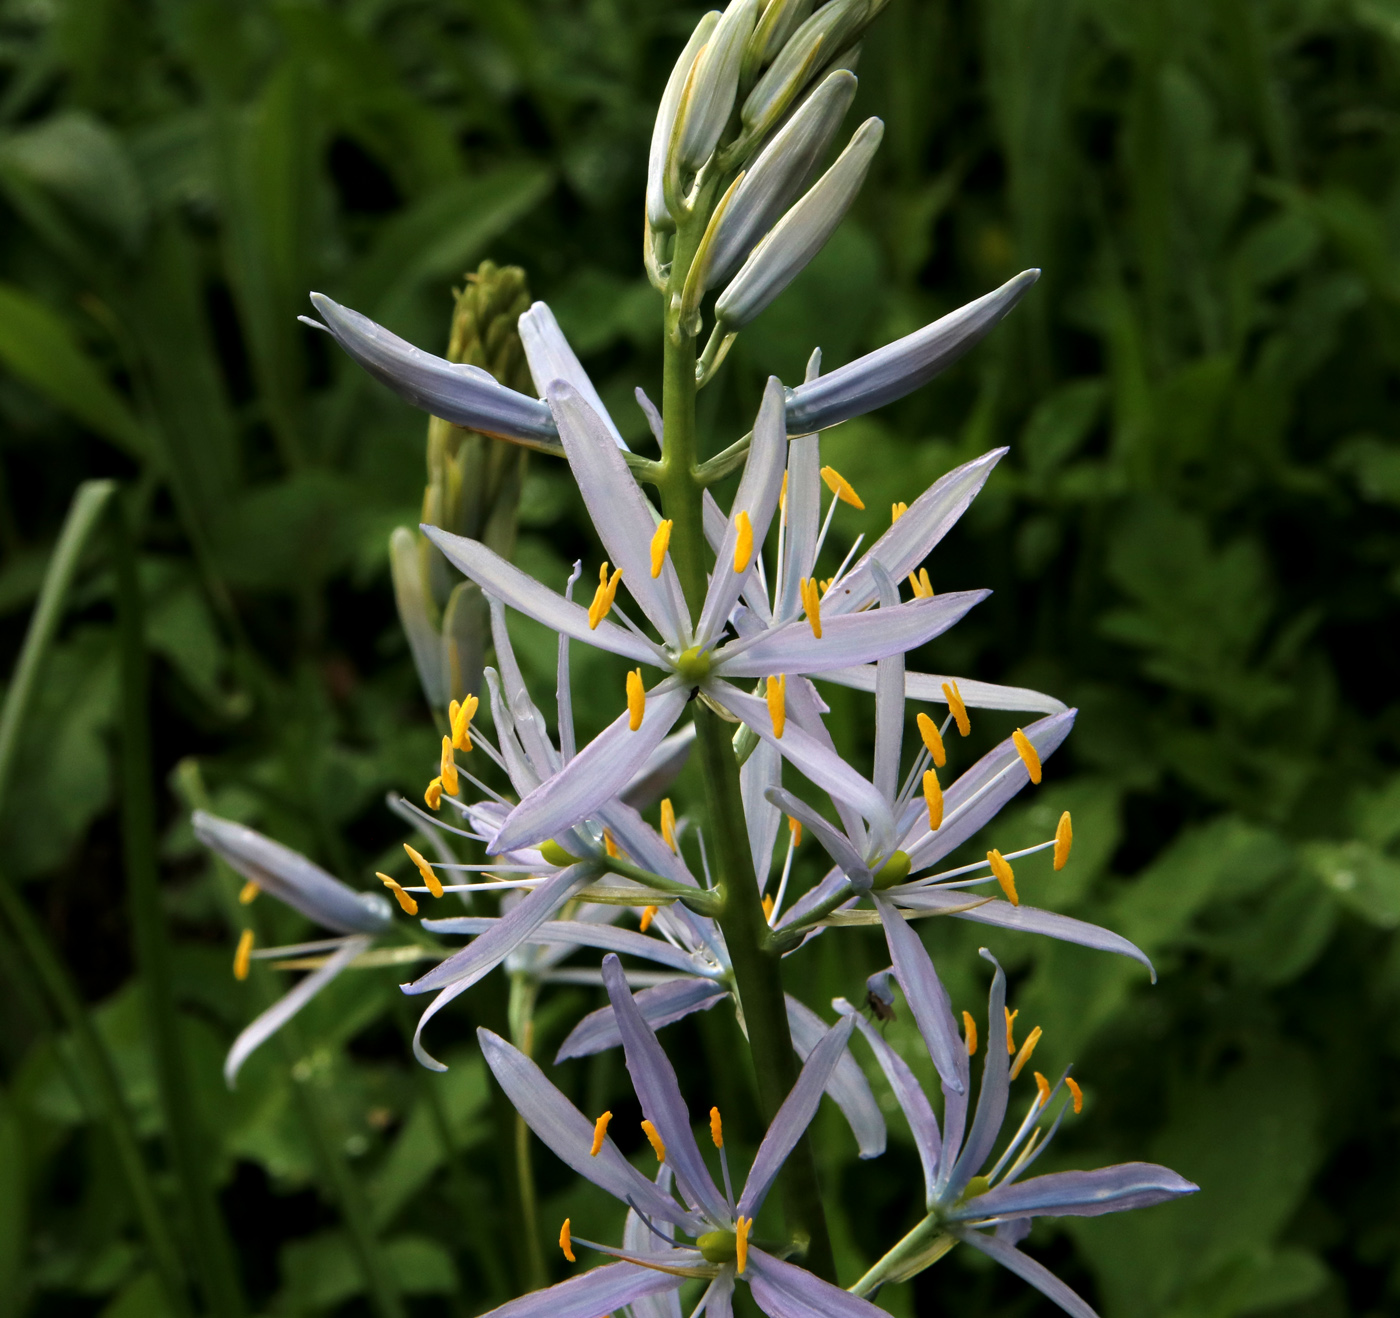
[559, 1219, 575, 1263]
[733, 510, 753, 573]
[451, 694, 479, 752]
[710, 1107, 723, 1149]
[424, 777, 443, 810]
[819, 577, 833, 594]
[640, 905, 658, 932]
[1066, 1076, 1083, 1113]
[762, 894, 775, 922]
[1034, 1071, 1051, 1105]
[590, 1111, 613, 1156]
[988, 849, 1019, 905]
[820, 465, 865, 509]
[916, 712, 947, 767]
[1009, 1025, 1042, 1080]
[963, 1009, 977, 1055]
[907, 567, 933, 598]
[942, 680, 971, 736]
[404, 844, 444, 898]
[627, 669, 646, 731]
[588, 563, 624, 629]
[650, 520, 673, 578]
[923, 769, 943, 830]
[439, 736, 460, 796]
[800, 577, 822, 638]
[891, 501, 908, 523]
[735, 1217, 752, 1275]
[377, 873, 419, 916]
[1012, 728, 1042, 784]
[1054, 811, 1073, 870]
[603, 829, 620, 859]
[238, 880, 260, 905]
[766, 674, 787, 738]
[661, 798, 678, 853]
[1005, 1007, 1018, 1054]
[780, 471, 789, 521]
[233, 929, 253, 981]
[640, 1119, 666, 1162]
[788, 815, 802, 847]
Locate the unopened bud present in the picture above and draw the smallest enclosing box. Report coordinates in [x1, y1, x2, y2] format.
[741, 0, 815, 87]
[741, 0, 870, 139]
[673, 0, 761, 175]
[648, 12, 720, 229]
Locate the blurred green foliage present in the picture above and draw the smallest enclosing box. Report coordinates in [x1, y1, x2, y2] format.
[0, 2, 1398, 1318]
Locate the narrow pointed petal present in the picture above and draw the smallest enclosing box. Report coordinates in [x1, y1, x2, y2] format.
[595, 797, 699, 889]
[716, 591, 989, 677]
[765, 786, 871, 885]
[484, 1029, 704, 1233]
[625, 1167, 684, 1318]
[424, 527, 658, 663]
[871, 563, 904, 803]
[874, 897, 966, 1095]
[480, 1265, 686, 1318]
[890, 889, 1156, 978]
[953, 1231, 1099, 1318]
[742, 738, 784, 887]
[778, 434, 821, 615]
[519, 302, 628, 448]
[224, 937, 368, 1086]
[701, 1272, 735, 1318]
[600, 955, 729, 1222]
[786, 996, 884, 1159]
[738, 1013, 856, 1216]
[555, 976, 729, 1062]
[193, 813, 392, 935]
[484, 668, 542, 796]
[773, 866, 852, 931]
[490, 681, 690, 854]
[308, 293, 560, 447]
[490, 598, 561, 778]
[422, 918, 706, 976]
[783, 272, 1040, 434]
[947, 951, 1010, 1191]
[621, 724, 698, 811]
[784, 675, 867, 852]
[818, 666, 1067, 715]
[956, 1164, 1198, 1224]
[746, 1248, 890, 1318]
[648, 14, 719, 228]
[549, 382, 689, 643]
[697, 379, 789, 647]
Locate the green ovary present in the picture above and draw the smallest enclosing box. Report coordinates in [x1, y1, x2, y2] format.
[873, 851, 912, 889]
[675, 646, 712, 683]
[697, 1230, 737, 1264]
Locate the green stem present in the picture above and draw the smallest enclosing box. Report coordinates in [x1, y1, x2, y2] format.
[847, 1217, 955, 1298]
[509, 974, 548, 1290]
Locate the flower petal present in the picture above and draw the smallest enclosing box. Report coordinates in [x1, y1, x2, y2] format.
[625, 1166, 684, 1318]
[817, 666, 1067, 715]
[871, 563, 905, 804]
[743, 737, 784, 888]
[786, 996, 884, 1160]
[946, 950, 1010, 1192]
[490, 598, 562, 778]
[956, 1164, 1198, 1224]
[778, 434, 821, 614]
[621, 724, 698, 811]
[555, 976, 730, 1062]
[746, 1248, 890, 1318]
[952, 1231, 1099, 1318]
[519, 302, 627, 448]
[765, 787, 871, 886]
[422, 917, 706, 976]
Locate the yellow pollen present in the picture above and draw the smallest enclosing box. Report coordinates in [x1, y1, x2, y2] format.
[640, 905, 658, 932]
[907, 567, 933, 598]
[820, 465, 864, 509]
[962, 1010, 978, 1055]
[1066, 1076, 1084, 1114]
[440, 736, 460, 796]
[1054, 811, 1073, 871]
[424, 777, 443, 810]
[891, 501, 908, 523]
[233, 929, 253, 981]
[238, 880, 260, 905]
[404, 844, 444, 898]
[378, 873, 419, 916]
[819, 577, 833, 595]
[640, 1119, 666, 1162]
[451, 694, 479, 752]
[780, 471, 789, 521]
[942, 680, 970, 737]
[766, 674, 786, 739]
[559, 1218, 575, 1263]
[735, 1217, 752, 1275]
[788, 815, 802, 847]
[1009, 1025, 1042, 1080]
[916, 712, 946, 767]
[988, 849, 1018, 905]
[626, 668, 646, 731]
[590, 1111, 613, 1156]
[650, 520, 673, 578]
[1035, 1071, 1052, 1105]
[709, 1106, 723, 1148]
[603, 828, 620, 859]
[923, 769, 943, 830]
[1012, 729, 1042, 784]
[733, 510, 754, 573]
[588, 563, 623, 629]
[1005, 1007, 1018, 1054]
[800, 577, 823, 638]
[661, 798, 678, 853]
[762, 894, 775, 922]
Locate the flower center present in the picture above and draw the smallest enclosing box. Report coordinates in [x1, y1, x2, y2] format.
[697, 1230, 737, 1264]
[676, 645, 712, 683]
[873, 850, 912, 889]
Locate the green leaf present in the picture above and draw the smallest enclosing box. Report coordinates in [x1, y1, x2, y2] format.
[1304, 839, 1400, 928]
[0, 1089, 24, 1318]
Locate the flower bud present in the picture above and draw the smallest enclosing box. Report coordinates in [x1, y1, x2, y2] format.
[647, 12, 720, 229]
[740, 0, 815, 87]
[518, 301, 628, 449]
[390, 526, 447, 707]
[716, 117, 883, 329]
[672, 0, 761, 176]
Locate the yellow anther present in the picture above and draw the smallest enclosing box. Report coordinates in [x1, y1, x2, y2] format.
[627, 668, 646, 731]
[1035, 1071, 1052, 1105]
[661, 798, 678, 853]
[766, 674, 786, 739]
[762, 894, 775, 922]
[820, 465, 864, 509]
[923, 769, 943, 830]
[588, 563, 623, 629]
[1066, 1076, 1084, 1114]
[440, 736, 460, 797]
[733, 510, 754, 573]
[640, 905, 658, 932]
[1012, 728, 1042, 784]
[916, 712, 946, 767]
[709, 1107, 724, 1149]
[650, 520, 673, 578]
[450, 694, 479, 752]
[962, 1010, 978, 1056]
[424, 777, 443, 810]
[735, 1217, 752, 1275]
[891, 501, 908, 523]
[378, 873, 419, 916]
[640, 1119, 665, 1162]
[404, 844, 444, 898]
[788, 815, 802, 847]
[1009, 1025, 1042, 1080]
[942, 680, 970, 737]
[1054, 811, 1073, 871]
[233, 929, 253, 981]
[559, 1219, 575, 1263]
[988, 849, 1018, 905]
[238, 880, 260, 905]
[603, 828, 620, 859]
[1005, 1007, 1019, 1054]
[780, 471, 789, 521]
[819, 577, 833, 595]
[800, 576, 823, 638]
[907, 568, 933, 598]
[590, 1111, 613, 1156]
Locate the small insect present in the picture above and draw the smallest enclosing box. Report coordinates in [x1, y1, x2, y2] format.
[865, 990, 896, 1025]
